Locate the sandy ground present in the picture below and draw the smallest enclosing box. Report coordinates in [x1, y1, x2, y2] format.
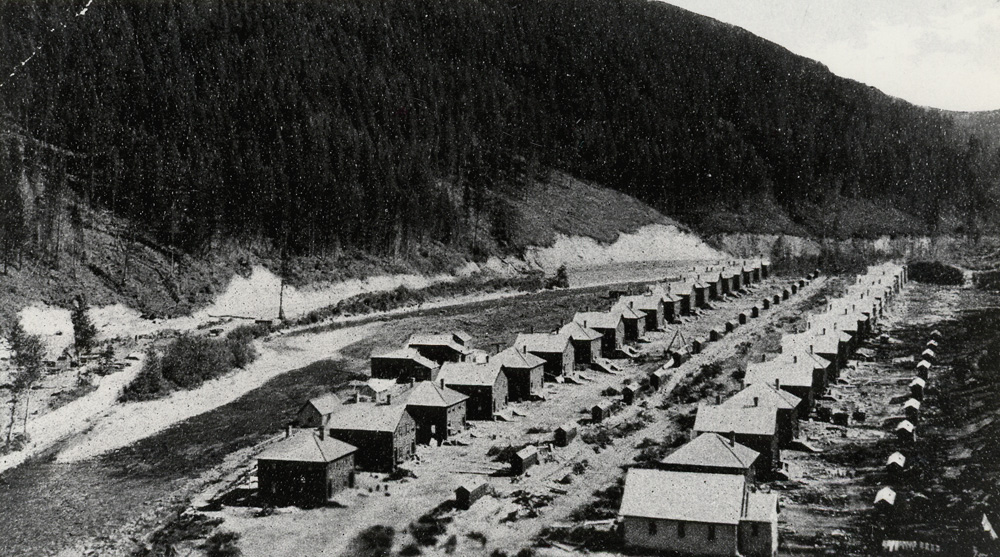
[777, 280, 950, 556]
[0, 351, 146, 474]
[202, 275, 823, 557]
[55, 323, 378, 463]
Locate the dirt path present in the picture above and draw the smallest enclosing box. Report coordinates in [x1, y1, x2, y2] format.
[55, 324, 378, 463]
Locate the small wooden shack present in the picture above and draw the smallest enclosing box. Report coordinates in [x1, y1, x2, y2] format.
[910, 377, 926, 400]
[762, 298, 770, 310]
[512, 445, 539, 475]
[903, 398, 921, 422]
[555, 422, 578, 447]
[622, 383, 638, 405]
[649, 368, 670, 390]
[886, 452, 906, 475]
[455, 481, 489, 510]
[592, 400, 615, 422]
[875, 487, 897, 513]
[895, 420, 916, 443]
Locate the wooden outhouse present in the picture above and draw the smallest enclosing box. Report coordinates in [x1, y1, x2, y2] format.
[512, 445, 539, 475]
[555, 422, 578, 447]
[456, 481, 489, 510]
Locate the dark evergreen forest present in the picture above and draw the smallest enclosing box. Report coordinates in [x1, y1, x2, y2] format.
[0, 0, 995, 263]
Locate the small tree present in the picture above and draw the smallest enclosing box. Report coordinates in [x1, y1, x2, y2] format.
[70, 295, 98, 355]
[6, 324, 45, 447]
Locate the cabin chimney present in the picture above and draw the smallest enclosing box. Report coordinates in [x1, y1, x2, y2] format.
[318, 426, 325, 440]
[728, 431, 736, 446]
[753, 397, 759, 407]
[523, 345, 527, 354]
[822, 328, 827, 335]
[530, 326, 534, 334]
[715, 394, 721, 404]
[440, 378, 445, 389]
[775, 379, 780, 389]
[761, 354, 766, 362]
[285, 425, 292, 438]
[793, 355, 798, 364]
[386, 394, 392, 404]
[809, 344, 814, 354]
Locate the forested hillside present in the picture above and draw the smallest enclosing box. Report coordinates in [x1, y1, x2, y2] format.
[1, 0, 998, 269]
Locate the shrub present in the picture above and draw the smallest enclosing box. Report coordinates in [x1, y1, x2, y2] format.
[399, 543, 422, 556]
[545, 265, 570, 289]
[119, 348, 170, 401]
[908, 261, 964, 285]
[442, 535, 458, 554]
[204, 531, 242, 557]
[348, 526, 396, 557]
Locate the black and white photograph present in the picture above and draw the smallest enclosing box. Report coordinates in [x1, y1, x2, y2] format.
[0, 1, 998, 555]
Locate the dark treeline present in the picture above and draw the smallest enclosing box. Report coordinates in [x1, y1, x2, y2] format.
[0, 0, 996, 261]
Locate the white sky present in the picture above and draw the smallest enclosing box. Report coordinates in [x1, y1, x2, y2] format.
[662, 0, 1000, 112]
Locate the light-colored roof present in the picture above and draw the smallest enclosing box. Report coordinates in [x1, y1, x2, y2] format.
[903, 399, 921, 410]
[613, 304, 645, 320]
[495, 346, 546, 369]
[371, 347, 438, 370]
[366, 378, 398, 393]
[910, 377, 926, 388]
[694, 404, 777, 436]
[743, 491, 778, 522]
[574, 311, 623, 330]
[617, 294, 663, 313]
[258, 430, 357, 463]
[304, 393, 342, 416]
[438, 360, 504, 387]
[619, 469, 747, 524]
[661, 432, 760, 471]
[403, 381, 468, 408]
[887, 452, 906, 467]
[744, 358, 815, 389]
[559, 321, 603, 342]
[329, 403, 410, 433]
[917, 360, 932, 369]
[876, 487, 897, 505]
[514, 332, 570, 354]
[896, 420, 915, 432]
[721, 383, 801, 411]
[407, 334, 472, 354]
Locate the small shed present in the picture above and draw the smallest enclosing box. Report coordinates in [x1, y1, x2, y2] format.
[886, 452, 906, 475]
[782, 289, 791, 300]
[798, 278, 806, 288]
[622, 383, 638, 405]
[691, 338, 704, 354]
[555, 422, 578, 447]
[592, 400, 615, 422]
[895, 420, 916, 443]
[649, 368, 670, 390]
[725, 320, 737, 333]
[670, 347, 691, 367]
[875, 487, 897, 513]
[903, 398, 921, 422]
[832, 409, 850, 426]
[926, 339, 939, 349]
[738, 313, 748, 325]
[910, 377, 926, 400]
[921, 349, 937, 364]
[930, 329, 942, 339]
[762, 298, 771, 310]
[790, 284, 798, 295]
[750, 306, 760, 318]
[512, 445, 539, 475]
[710, 329, 723, 342]
[916, 360, 931, 379]
[456, 481, 489, 510]
[773, 294, 782, 305]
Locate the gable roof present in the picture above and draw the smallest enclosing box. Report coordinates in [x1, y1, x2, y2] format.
[743, 491, 778, 522]
[328, 403, 411, 433]
[661, 432, 760, 471]
[403, 381, 468, 408]
[617, 294, 663, 313]
[694, 404, 777, 436]
[559, 321, 603, 342]
[495, 346, 546, 369]
[303, 393, 343, 416]
[514, 332, 570, 354]
[613, 304, 645, 320]
[365, 378, 399, 393]
[744, 358, 816, 389]
[407, 334, 472, 354]
[258, 430, 357, 463]
[721, 383, 801, 411]
[371, 347, 439, 370]
[438, 360, 504, 387]
[573, 311, 623, 330]
[620, 469, 747, 524]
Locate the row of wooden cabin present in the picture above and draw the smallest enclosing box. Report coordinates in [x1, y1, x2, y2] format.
[616, 263, 906, 557]
[257, 259, 773, 507]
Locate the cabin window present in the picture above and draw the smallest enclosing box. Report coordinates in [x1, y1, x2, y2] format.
[648, 521, 657, 535]
[751, 523, 759, 537]
[707, 524, 715, 541]
[677, 522, 686, 538]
